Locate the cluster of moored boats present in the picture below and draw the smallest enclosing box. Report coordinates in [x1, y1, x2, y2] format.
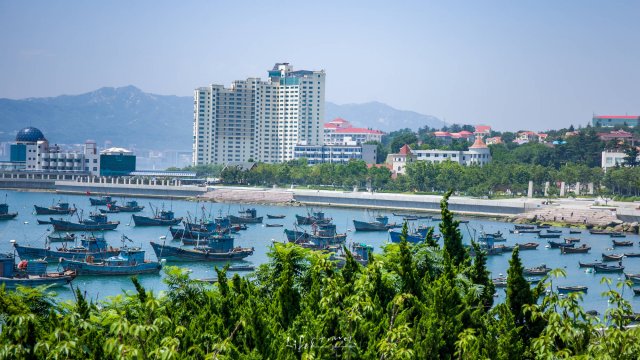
[491, 223, 640, 296]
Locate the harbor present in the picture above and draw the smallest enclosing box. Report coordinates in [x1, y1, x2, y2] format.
[0, 189, 640, 315]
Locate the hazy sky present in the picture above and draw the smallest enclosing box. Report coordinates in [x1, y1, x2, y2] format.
[1, 0, 639, 131]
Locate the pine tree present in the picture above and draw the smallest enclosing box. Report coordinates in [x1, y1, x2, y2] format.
[440, 190, 467, 266]
[470, 241, 494, 309]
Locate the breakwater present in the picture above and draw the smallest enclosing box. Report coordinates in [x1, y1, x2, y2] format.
[55, 181, 206, 198]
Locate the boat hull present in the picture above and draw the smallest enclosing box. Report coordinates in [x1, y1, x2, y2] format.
[227, 215, 263, 224]
[51, 218, 119, 231]
[0, 213, 18, 220]
[267, 215, 286, 219]
[34, 205, 75, 215]
[0, 273, 75, 289]
[150, 242, 253, 262]
[14, 244, 120, 262]
[353, 219, 398, 231]
[132, 214, 182, 226]
[61, 259, 162, 275]
[594, 264, 625, 273]
[389, 230, 425, 243]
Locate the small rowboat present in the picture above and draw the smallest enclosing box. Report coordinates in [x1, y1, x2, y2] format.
[265, 224, 283, 228]
[561, 244, 591, 254]
[602, 253, 624, 262]
[594, 264, 625, 273]
[569, 230, 582, 234]
[625, 273, 640, 284]
[579, 261, 602, 268]
[515, 224, 535, 230]
[564, 237, 581, 243]
[403, 217, 418, 221]
[266, 214, 286, 219]
[611, 233, 627, 238]
[539, 233, 561, 239]
[548, 241, 574, 249]
[516, 242, 539, 250]
[557, 285, 588, 294]
[624, 253, 640, 258]
[612, 240, 633, 247]
[546, 230, 562, 234]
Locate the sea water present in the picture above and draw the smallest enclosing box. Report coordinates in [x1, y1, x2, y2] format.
[0, 189, 637, 315]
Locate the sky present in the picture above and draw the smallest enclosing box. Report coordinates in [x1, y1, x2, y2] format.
[1, 0, 639, 131]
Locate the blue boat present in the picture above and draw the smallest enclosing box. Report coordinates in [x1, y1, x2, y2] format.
[89, 196, 116, 206]
[150, 236, 254, 262]
[296, 211, 332, 225]
[170, 226, 218, 240]
[61, 246, 162, 276]
[50, 213, 120, 231]
[132, 210, 182, 226]
[228, 208, 263, 224]
[14, 236, 121, 262]
[333, 243, 374, 266]
[0, 203, 17, 220]
[353, 216, 400, 231]
[34, 202, 76, 215]
[0, 252, 76, 289]
[181, 234, 235, 246]
[389, 229, 426, 243]
[284, 223, 347, 244]
[114, 200, 144, 213]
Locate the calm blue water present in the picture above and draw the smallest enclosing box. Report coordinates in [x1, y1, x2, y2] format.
[0, 189, 638, 314]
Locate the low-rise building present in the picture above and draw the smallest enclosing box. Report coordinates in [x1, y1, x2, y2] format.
[323, 118, 385, 144]
[294, 143, 377, 165]
[385, 136, 491, 174]
[593, 115, 640, 128]
[601, 148, 640, 171]
[597, 129, 634, 143]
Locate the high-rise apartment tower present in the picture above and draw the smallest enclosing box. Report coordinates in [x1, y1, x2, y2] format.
[193, 63, 325, 165]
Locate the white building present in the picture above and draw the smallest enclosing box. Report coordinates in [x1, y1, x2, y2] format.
[323, 118, 385, 144]
[386, 136, 491, 174]
[294, 143, 377, 165]
[601, 149, 639, 171]
[193, 63, 325, 165]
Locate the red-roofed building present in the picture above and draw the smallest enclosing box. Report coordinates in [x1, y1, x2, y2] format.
[324, 118, 385, 144]
[486, 136, 502, 145]
[597, 129, 634, 142]
[515, 131, 546, 144]
[474, 125, 492, 135]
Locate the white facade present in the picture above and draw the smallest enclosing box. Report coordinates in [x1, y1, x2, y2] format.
[26, 140, 100, 175]
[601, 150, 638, 171]
[294, 144, 377, 165]
[193, 63, 325, 165]
[413, 148, 491, 166]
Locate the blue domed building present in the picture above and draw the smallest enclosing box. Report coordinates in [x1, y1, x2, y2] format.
[15, 127, 47, 143]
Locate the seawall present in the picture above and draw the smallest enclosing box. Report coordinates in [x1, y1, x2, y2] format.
[54, 181, 207, 199]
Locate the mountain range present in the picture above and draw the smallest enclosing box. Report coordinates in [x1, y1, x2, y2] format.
[0, 86, 441, 150]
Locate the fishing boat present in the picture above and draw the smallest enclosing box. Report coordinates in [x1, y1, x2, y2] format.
[353, 215, 399, 231]
[169, 226, 217, 240]
[557, 286, 588, 294]
[266, 223, 283, 227]
[560, 244, 591, 254]
[228, 265, 255, 272]
[149, 237, 254, 262]
[61, 241, 162, 276]
[285, 223, 347, 245]
[593, 264, 625, 273]
[589, 230, 621, 235]
[494, 244, 515, 253]
[403, 216, 418, 221]
[564, 237, 581, 243]
[624, 253, 640, 258]
[602, 253, 624, 262]
[99, 207, 120, 214]
[181, 233, 234, 246]
[515, 224, 536, 230]
[612, 239, 633, 247]
[113, 200, 144, 213]
[625, 273, 640, 284]
[548, 240, 574, 249]
[393, 213, 432, 219]
[37, 219, 53, 225]
[227, 208, 263, 224]
[0, 253, 76, 289]
[389, 229, 426, 243]
[267, 214, 286, 219]
[332, 243, 373, 267]
[14, 236, 121, 262]
[492, 277, 508, 287]
[539, 233, 561, 239]
[34, 202, 76, 215]
[47, 233, 76, 242]
[89, 196, 116, 206]
[479, 231, 506, 242]
[516, 242, 539, 250]
[0, 203, 18, 220]
[132, 209, 182, 226]
[295, 211, 332, 225]
[510, 229, 541, 234]
[546, 229, 562, 234]
[611, 233, 627, 238]
[569, 230, 582, 234]
[50, 213, 120, 231]
[578, 261, 603, 268]
[523, 264, 551, 276]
